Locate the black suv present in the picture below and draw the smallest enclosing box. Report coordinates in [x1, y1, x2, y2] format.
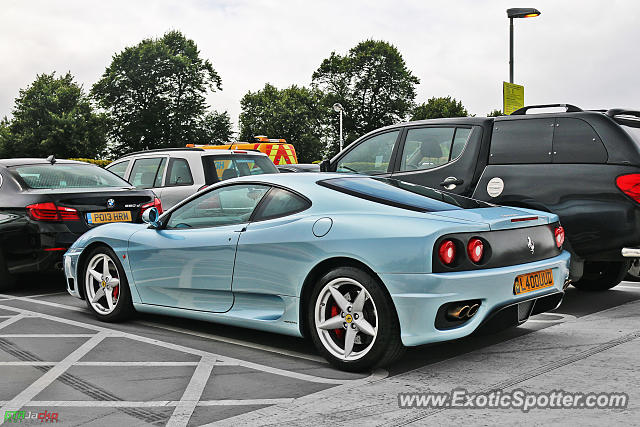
[320, 104, 640, 291]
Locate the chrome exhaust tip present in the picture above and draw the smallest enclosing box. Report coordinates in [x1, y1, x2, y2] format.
[467, 303, 480, 318]
[447, 305, 470, 320]
[563, 279, 572, 290]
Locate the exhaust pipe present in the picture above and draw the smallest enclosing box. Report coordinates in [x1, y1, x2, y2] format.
[447, 304, 470, 320]
[467, 303, 480, 318]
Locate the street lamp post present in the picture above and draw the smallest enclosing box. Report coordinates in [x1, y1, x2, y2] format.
[506, 8, 541, 83]
[333, 103, 344, 151]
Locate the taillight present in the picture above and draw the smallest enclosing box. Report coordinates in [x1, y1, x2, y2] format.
[438, 240, 456, 265]
[616, 174, 640, 203]
[141, 197, 163, 215]
[554, 226, 565, 248]
[467, 238, 484, 263]
[26, 202, 79, 222]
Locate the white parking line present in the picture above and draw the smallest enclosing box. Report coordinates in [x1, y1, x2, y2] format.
[137, 321, 326, 363]
[167, 355, 217, 427]
[0, 398, 296, 407]
[0, 314, 28, 331]
[0, 332, 108, 426]
[1, 292, 328, 363]
[0, 334, 96, 338]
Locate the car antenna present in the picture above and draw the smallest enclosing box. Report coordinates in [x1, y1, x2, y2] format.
[46, 154, 56, 164]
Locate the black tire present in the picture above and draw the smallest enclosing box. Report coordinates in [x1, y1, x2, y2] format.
[572, 260, 631, 291]
[81, 245, 134, 322]
[307, 266, 404, 372]
[0, 251, 16, 292]
[624, 258, 640, 282]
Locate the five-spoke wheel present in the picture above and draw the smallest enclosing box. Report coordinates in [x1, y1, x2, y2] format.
[82, 246, 133, 321]
[308, 267, 403, 371]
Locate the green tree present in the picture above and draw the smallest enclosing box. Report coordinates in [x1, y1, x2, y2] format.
[312, 40, 419, 155]
[0, 72, 107, 159]
[487, 109, 505, 117]
[194, 110, 233, 144]
[411, 96, 469, 121]
[239, 83, 327, 163]
[92, 30, 222, 156]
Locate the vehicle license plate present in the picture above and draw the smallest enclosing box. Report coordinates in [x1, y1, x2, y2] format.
[86, 211, 132, 224]
[513, 269, 554, 295]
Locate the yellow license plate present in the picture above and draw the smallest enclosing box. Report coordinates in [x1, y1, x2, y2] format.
[514, 269, 554, 295]
[86, 211, 132, 224]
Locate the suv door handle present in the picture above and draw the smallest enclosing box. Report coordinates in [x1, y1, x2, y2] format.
[440, 177, 464, 189]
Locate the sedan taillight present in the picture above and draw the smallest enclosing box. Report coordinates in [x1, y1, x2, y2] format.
[141, 197, 163, 215]
[467, 238, 484, 263]
[26, 202, 79, 222]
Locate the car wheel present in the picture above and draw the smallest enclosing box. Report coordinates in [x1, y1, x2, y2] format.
[0, 251, 16, 291]
[82, 246, 134, 322]
[307, 267, 404, 372]
[572, 260, 631, 291]
[624, 258, 640, 282]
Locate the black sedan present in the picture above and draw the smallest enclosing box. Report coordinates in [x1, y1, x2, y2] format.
[0, 157, 160, 289]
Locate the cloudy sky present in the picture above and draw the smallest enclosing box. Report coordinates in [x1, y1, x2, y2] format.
[2, 0, 639, 131]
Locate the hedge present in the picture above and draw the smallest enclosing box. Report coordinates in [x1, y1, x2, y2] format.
[68, 158, 112, 167]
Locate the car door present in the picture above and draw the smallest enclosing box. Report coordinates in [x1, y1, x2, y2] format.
[391, 126, 480, 196]
[331, 130, 402, 176]
[127, 183, 270, 312]
[159, 157, 201, 210]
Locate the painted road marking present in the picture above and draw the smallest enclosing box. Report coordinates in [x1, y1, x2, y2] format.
[167, 355, 216, 427]
[0, 332, 108, 426]
[1, 292, 327, 363]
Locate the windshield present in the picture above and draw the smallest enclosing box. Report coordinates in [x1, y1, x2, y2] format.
[11, 164, 131, 189]
[318, 177, 491, 212]
[202, 155, 278, 184]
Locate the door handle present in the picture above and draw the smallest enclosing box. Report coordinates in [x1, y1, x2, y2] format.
[440, 177, 464, 190]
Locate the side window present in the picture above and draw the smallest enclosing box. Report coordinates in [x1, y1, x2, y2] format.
[553, 118, 607, 163]
[336, 130, 400, 174]
[166, 184, 269, 229]
[154, 157, 167, 187]
[167, 158, 194, 186]
[489, 118, 554, 164]
[254, 188, 310, 221]
[129, 158, 166, 189]
[450, 128, 472, 160]
[400, 127, 455, 171]
[106, 160, 130, 179]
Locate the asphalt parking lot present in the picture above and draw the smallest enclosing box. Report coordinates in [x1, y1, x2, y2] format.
[0, 274, 638, 426]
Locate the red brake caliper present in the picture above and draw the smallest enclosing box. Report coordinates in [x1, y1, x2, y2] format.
[113, 285, 119, 300]
[331, 304, 344, 339]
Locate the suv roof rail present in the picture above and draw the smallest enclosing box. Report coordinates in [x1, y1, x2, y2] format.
[605, 109, 640, 119]
[510, 104, 583, 115]
[121, 147, 205, 157]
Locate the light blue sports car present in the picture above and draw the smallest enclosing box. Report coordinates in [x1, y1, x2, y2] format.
[65, 173, 570, 371]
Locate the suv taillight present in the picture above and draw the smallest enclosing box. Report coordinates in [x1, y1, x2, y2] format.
[26, 202, 80, 222]
[140, 197, 163, 215]
[616, 174, 640, 203]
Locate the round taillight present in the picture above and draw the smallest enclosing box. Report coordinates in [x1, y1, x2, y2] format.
[555, 226, 565, 248]
[467, 238, 484, 263]
[438, 240, 456, 265]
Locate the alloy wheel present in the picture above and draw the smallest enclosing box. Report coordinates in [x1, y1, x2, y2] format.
[314, 277, 378, 361]
[85, 253, 121, 315]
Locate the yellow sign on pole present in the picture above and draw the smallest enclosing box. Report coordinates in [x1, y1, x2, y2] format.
[503, 82, 524, 115]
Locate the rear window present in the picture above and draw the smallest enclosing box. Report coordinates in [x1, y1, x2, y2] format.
[490, 118, 554, 164]
[11, 164, 131, 189]
[621, 124, 640, 146]
[318, 177, 490, 212]
[202, 155, 278, 184]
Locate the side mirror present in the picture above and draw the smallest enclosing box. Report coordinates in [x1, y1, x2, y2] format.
[320, 159, 331, 172]
[142, 207, 160, 228]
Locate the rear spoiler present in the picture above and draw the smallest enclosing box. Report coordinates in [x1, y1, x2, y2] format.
[606, 109, 640, 128]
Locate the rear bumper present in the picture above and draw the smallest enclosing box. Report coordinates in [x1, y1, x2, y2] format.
[382, 251, 571, 347]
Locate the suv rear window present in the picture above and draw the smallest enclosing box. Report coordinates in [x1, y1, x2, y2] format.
[490, 118, 554, 164]
[552, 118, 607, 163]
[202, 155, 278, 184]
[318, 177, 490, 212]
[11, 164, 130, 189]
